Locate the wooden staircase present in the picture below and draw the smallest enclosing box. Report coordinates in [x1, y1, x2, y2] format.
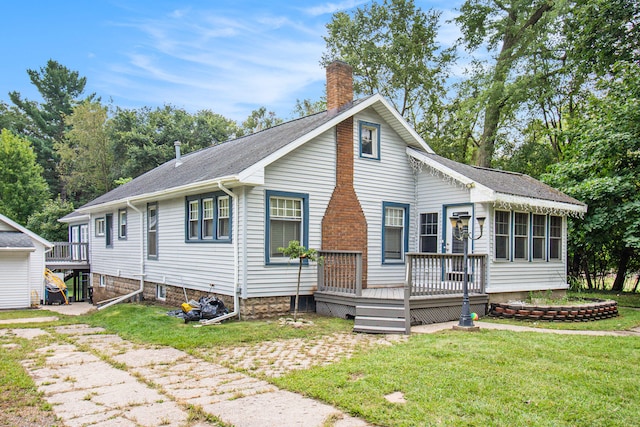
[353, 301, 409, 334]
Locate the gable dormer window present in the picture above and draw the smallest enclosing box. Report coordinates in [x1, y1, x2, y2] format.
[359, 121, 380, 160]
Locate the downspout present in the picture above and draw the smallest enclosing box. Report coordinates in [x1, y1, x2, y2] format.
[202, 181, 240, 322]
[98, 200, 145, 310]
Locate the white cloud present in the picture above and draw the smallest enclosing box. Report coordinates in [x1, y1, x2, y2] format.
[302, 0, 369, 16]
[98, 5, 329, 120]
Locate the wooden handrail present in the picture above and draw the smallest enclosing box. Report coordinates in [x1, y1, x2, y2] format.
[46, 242, 89, 263]
[317, 250, 362, 295]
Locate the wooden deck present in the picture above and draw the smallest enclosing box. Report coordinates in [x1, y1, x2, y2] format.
[315, 251, 489, 334]
[46, 242, 90, 270]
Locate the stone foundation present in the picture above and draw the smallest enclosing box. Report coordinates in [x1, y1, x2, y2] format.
[240, 296, 291, 320]
[91, 274, 305, 320]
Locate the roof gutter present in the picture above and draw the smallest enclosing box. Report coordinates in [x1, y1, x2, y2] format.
[200, 182, 240, 324]
[98, 200, 145, 310]
[77, 176, 240, 214]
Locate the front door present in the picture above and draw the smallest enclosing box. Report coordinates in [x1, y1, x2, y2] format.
[444, 205, 472, 254]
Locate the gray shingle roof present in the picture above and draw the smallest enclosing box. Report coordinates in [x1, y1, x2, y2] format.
[81, 101, 368, 210]
[0, 232, 34, 248]
[423, 152, 585, 207]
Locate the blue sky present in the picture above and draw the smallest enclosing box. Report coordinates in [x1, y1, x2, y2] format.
[1, 0, 463, 122]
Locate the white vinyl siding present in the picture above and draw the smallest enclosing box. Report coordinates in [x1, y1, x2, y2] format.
[0, 253, 30, 309]
[242, 127, 335, 298]
[354, 109, 416, 285]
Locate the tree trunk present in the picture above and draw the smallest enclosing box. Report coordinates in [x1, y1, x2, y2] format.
[632, 274, 640, 293]
[475, 2, 554, 168]
[611, 248, 633, 292]
[582, 257, 593, 289]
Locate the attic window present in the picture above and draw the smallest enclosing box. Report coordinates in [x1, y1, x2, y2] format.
[359, 121, 380, 160]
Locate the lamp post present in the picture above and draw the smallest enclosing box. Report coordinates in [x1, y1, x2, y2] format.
[449, 214, 485, 329]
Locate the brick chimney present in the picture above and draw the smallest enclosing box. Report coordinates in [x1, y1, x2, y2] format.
[321, 61, 368, 287]
[326, 61, 353, 113]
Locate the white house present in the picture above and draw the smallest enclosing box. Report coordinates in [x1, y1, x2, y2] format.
[0, 213, 52, 309]
[62, 62, 586, 329]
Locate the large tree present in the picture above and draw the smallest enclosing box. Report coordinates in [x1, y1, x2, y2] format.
[543, 62, 640, 291]
[57, 101, 114, 204]
[455, 0, 559, 167]
[0, 129, 49, 224]
[8, 60, 93, 193]
[109, 105, 238, 181]
[322, 0, 453, 132]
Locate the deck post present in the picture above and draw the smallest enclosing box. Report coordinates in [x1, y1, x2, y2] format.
[355, 252, 362, 297]
[404, 254, 413, 334]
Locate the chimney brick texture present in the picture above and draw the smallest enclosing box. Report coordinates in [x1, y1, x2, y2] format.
[321, 116, 368, 287]
[326, 61, 354, 112]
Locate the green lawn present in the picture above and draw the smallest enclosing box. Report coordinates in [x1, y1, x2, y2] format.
[274, 331, 640, 427]
[1, 298, 639, 427]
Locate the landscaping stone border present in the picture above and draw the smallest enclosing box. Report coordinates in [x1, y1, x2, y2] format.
[488, 298, 618, 322]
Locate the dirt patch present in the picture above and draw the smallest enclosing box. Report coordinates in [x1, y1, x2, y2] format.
[0, 391, 59, 427]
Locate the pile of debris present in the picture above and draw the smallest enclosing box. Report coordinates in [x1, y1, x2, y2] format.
[168, 296, 229, 323]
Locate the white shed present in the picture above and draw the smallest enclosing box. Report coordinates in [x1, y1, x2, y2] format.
[0, 214, 52, 309]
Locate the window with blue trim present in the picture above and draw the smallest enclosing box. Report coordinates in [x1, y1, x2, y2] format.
[147, 203, 158, 259]
[382, 202, 409, 263]
[105, 214, 113, 248]
[118, 208, 127, 239]
[359, 121, 380, 160]
[185, 193, 232, 242]
[266, 190, 309, 263]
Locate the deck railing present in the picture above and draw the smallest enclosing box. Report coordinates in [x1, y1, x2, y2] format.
[46, 242, 89, 264]
[405, 253, 487, 296]
[317, 250, 363, 296]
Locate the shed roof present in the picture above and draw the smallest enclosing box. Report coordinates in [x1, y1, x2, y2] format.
[0, 232, 35, 249]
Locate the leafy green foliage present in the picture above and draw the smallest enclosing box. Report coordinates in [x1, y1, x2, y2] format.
[58, 101, 114, 204]
[322, 0, 453, 130]
[0, 129, 49, 224]
[544, 61, 640, 290]
[26, 197, 74, 241]
[238, 107, 283, 136]
[8, 60, 93, 194]
[109, 105, 238, 180]
[278, 240, 318, 321]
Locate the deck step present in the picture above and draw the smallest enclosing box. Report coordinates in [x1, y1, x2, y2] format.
[356, 305, 404, 318]
[354, 304, 408, 334]
[353, 324, 407, 334]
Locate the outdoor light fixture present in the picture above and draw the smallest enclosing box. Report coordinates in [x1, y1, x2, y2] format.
[450, 214, 486, 329]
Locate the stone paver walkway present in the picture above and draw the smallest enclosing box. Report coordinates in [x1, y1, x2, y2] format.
[7, 324, 405, 427]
